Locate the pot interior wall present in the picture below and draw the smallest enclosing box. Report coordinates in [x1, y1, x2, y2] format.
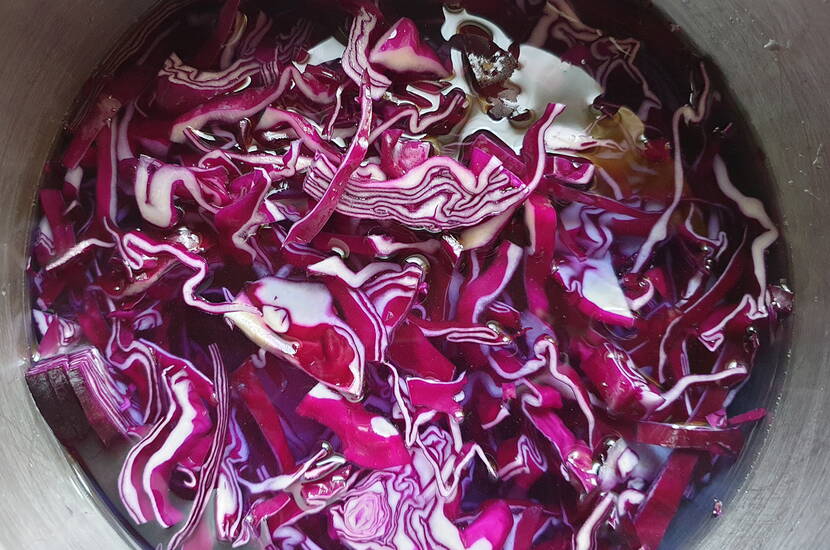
[1, 1, 825, 549]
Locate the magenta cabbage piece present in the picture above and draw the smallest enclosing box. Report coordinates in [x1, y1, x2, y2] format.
[297, 383, 410, 469]
[27, 1, 790, 549]
[26, 347, 138, 445]
[369, 18, 449, 78]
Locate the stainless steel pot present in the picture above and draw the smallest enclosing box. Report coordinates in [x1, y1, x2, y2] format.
[0, 1, 826, 548]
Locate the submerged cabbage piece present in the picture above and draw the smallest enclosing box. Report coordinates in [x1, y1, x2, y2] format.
[27, 0, 791, 549]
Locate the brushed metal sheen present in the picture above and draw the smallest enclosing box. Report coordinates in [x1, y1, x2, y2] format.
[656, 1, 830, 548]
[0, 1, 826, 549]
[0, 2, 153, 549]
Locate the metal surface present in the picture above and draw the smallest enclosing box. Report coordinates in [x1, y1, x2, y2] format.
[656, 1, 830, 547]
[0, 2, 154, 549]
[0, 1, 827, 549]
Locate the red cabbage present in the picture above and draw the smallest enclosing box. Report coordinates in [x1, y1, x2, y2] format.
[231, 357, 297, 471]
[461, 500, 514, 549]
[328, 426, 475, 550]
[297, 383, 410, 469]
[167, 345, 231, 549]
[156, 53, 261, 114]
[169, 68, 294, 143]
[118, 357, 214, 527]
[27, 1, 789, 549]
[369, 18, 450, 79]
[225, 276, 366, 398]
[284, 76, 373, 246]
[26, 347, 137, 445]
[341, 7, 392, 100]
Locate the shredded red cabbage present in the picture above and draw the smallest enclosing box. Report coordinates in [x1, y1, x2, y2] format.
[27, 1, 791, 549]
